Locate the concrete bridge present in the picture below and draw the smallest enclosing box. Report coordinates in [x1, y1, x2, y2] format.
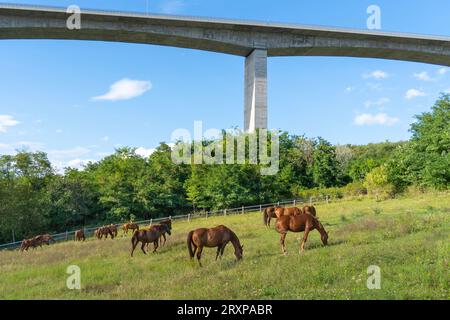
[1, 3, 450, 132]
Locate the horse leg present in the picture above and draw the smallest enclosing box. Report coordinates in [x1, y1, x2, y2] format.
[280, 233, 287, 256]
[141, 242, 147, 255]
[153, 240, 159, 253]
[220, 243, 227, 258]
[131, 239, 137, 257]
[196, 246, 203, 267]
[300, 228, 311, 253]
[215, 246, 221, 261]
[163, 233, 167, 246]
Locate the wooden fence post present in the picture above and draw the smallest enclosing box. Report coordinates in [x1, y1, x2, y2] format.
[242, 206, 244, 214]
[293, 199, 296, 207]
[309, 197, 312, 206]
[188, 214, 191, 222]
[150, 218, 153, 226]
[260, 204, 262, 212]
[65, 230, 69, 241]
[12, 230, 15, 243]
[224, 209, 227, 216]
[206, 212, 208, 219]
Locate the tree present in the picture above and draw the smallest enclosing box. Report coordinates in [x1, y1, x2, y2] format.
[364, 166, 391, 200]
[312, 138, 340, 188]
[387, 94, 450, 190]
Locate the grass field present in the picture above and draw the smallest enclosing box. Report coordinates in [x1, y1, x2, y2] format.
[0, 193, 449, 300]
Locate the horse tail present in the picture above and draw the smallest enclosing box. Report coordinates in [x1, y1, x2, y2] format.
[187, 231, 195, 259]
[263, 209, 268, 226]
[131, 231, 138, 247]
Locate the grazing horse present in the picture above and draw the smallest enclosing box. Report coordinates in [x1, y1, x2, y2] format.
[187, 225, 243, 267]
[130, 224, 171, 257]
[75, 230, 85, 241]
[263, 206, 279, 227]
[275, 214, 328, 255]
[97, 226, 114, 240]
[108, 224, 118, 238]
[20, 234, 54, 251]
[123, 222, 140, 235]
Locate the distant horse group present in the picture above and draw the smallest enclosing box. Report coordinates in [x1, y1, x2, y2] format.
[94, 224, 118, 240]
[20, 234, 54, 251]
[18, 203, 329, 266]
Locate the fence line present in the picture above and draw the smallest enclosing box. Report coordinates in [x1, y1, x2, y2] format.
[0, 194, 341, 250]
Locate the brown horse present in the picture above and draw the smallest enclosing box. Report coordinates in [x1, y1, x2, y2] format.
[275, 214, 328, 255]
[130, 224, 171, 256]
[187, 225, 243, 267]
[263, 206, 279, 227]
[75, 230, 85, 241]
[97, 226, 114, 240]
[145, 220, 173, 250]
[20, 234, 54, 251]
[123, 222, 140, 235]
[108, 224, 118, 238]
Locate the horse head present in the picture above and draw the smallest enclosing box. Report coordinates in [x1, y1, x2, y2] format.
[235, 244, 244, 260]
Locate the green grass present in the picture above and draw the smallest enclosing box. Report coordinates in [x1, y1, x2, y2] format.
[0, 193, 449, 300]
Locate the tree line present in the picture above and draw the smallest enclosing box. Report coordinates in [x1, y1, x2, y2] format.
[0, 95, 448, 243]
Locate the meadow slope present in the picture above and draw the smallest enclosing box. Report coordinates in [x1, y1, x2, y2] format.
[0, 193, 449, 300]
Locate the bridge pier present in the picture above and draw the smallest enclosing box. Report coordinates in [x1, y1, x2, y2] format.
[244, 49, 267, 133]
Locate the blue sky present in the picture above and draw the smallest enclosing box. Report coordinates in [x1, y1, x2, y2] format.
[1, 0, 449, 170]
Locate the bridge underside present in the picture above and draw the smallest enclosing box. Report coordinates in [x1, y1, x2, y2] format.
[1, 4, 450, 132]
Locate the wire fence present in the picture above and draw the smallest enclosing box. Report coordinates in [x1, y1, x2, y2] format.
[0, 194, 335, 251]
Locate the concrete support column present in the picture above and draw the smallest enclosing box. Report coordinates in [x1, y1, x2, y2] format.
[244, 49, 267, 132]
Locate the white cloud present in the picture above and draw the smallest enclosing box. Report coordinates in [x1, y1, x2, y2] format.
[56, 129, 63, 133]
[437, 68, 448, 75]
[92, 78, 152, 102]
[66, 159, 95, 170]
[364, 97, 390, 109]
[345, 86, 355, 93]
[354, 113, 399, 126]
[0, 143, 11, 149]
[102, 136, 109, 142]
[405, 89, 426, 100]
[445, 88, 450, 94]
[0, 115, 20, 133]
[160, 0, 185, 14]
[136, 147, 156, 158]
[363, 70, 389, 80]
[413, 71, 432, 81]
[48, 146, 91, 159]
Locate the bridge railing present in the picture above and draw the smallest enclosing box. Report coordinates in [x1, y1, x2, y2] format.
[0, 194, 336, 250]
